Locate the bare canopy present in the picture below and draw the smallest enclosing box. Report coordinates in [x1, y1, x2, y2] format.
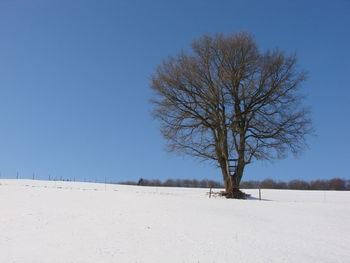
[150, 32, 313, 198]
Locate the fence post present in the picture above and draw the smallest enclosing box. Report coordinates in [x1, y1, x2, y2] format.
[259, 187, 261, 201]
[209, 187, 212, 198]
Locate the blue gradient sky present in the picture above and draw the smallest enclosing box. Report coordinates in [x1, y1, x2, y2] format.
[0, 0, 349, 182]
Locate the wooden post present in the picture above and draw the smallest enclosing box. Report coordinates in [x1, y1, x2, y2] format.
[259, 187, 261, 200]
[209, 187, 212, 198]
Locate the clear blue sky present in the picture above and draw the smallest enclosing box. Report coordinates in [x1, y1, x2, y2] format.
[0, 0, 349, 183]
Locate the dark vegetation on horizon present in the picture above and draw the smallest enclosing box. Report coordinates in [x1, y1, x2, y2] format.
[118, 178, 350, 191]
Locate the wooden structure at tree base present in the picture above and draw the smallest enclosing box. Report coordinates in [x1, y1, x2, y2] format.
[208, 189, 250, 199]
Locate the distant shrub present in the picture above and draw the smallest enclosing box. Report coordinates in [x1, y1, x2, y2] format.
[275, 181, 288, 189]
[118, 181, 137, 185]
[199, 180, 209, 188]
[207, 180, 222, 188]
[328, 178, 346, 190]
[310, 179, 328, 190]
[163, 179, 175, 187]
[240, 180, 260, 189]
[259, 178, 277, 189]
[288, 180, 310, 190]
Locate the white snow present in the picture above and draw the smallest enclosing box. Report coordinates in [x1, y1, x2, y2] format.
[1, 179, 349, 263]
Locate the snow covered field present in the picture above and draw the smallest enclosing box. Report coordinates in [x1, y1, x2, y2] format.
[1, 179, 349, 263]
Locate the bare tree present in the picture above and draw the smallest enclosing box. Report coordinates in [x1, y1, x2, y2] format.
[150, 32, 313, 198]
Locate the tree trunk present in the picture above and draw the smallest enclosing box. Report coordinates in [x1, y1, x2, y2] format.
[219, 159, 247, 199]
[233, 158, 245, 187]
[219, 159, 232, 193]
[223, 132, 248, 199]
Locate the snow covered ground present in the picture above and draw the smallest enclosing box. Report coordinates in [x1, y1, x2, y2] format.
[1, 179, 349, 263]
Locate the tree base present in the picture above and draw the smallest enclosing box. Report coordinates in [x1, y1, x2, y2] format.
[221, 188, 247, 199]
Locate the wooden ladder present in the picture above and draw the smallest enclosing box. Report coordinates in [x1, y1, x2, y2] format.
[228, 159, 238, 176]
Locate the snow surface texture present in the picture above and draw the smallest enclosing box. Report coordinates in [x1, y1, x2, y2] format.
[1, 179, 349, 263]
